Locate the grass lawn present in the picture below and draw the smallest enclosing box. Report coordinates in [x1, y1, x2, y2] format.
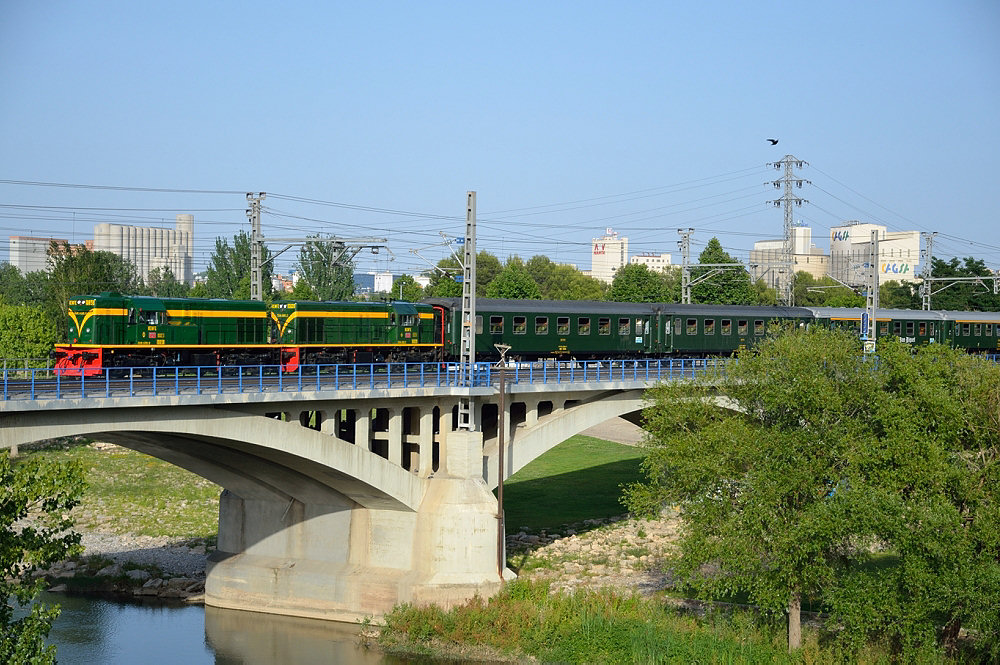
[500, 434, 646, 531]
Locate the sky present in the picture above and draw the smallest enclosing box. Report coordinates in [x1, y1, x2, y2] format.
[1, 1, 998, 278]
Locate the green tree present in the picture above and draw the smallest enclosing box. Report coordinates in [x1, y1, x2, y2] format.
[485, 258, 541, 299]
[625, 329, 1000, 657]
[690, 238, 754, 304]
[289, 279, 318, 300]
[45, 243, 143, 338]
[607, 263, 669, 302]
[0, 304, 58, 360]
[1, 455, 86, 664]
[928, 256, 1000, 311]
[392, 275, 424, 302]
[295, 237, 356, 301]
[524, 255, 608, 301]
[792, 272, 863, 307]
[476, 252, 502, 297]
[423, 257, 463, 298]
[143, 267, 189, 298]
[878, 279, 917, 309]
[204, 232, 273, 300]
[751, 279, 778, 305]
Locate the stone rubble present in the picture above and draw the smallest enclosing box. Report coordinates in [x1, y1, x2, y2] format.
[506, 508, 682, 595]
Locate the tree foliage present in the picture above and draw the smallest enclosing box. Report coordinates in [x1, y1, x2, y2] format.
[1, 455, 86, 664]
[524, 255, 607, 301]
[0, 304, 58, 360]
[690, 238, 755, 305]
[204, 232, 273, 300]
[607, 263, 675, 302]
[625, 329, 1000, 658]
[392, 275, 425, 302]
[929, 256, 1000, 311]
[485, 258, 541, 299]
[295, 237, 356, 301]
[142, 267, 189, 298]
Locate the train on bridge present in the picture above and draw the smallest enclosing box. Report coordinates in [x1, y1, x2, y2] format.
[52, 292, 1000, 375]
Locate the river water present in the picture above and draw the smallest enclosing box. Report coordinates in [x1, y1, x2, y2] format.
[33, 592, 412, 664]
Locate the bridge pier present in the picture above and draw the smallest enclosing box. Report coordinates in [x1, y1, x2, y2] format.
[204, 427, 510, 623]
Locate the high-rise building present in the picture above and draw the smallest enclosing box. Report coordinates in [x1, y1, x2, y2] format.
[589, 228, 628, 283]
[8, 236, 68, 274]
[93, 214, 194, 285]
[750, 225, 828, 288]
[829, 221, 920, 286]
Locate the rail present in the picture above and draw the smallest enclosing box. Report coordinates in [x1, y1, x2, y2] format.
[0, 357, 726, 402]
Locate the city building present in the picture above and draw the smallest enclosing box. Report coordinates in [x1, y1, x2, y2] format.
[8, 235, 68, 274]
[92, 214, 194, 285]
[749, 225, 828, 288]
[629, 252, 673, 272]
[588, 228, 628, 283]
[829, 221, 920, 286]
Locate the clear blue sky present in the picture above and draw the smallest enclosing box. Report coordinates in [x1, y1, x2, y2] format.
[1, 1, 997, 277]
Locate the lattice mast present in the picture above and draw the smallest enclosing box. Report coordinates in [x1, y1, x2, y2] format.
[768, 156, 809, 306]
[863, 229, 880, 353]
[677, 228, 693, 304]
[457, 191, 477, 431]
[920, 231, 937, 310]
[247, 192, 266, 301]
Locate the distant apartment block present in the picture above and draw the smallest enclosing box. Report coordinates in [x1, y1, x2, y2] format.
[749, 225, 828, 288]
[93, 214, 194, 285]
[8, 236, 68, 274]
[629, 252, 673, 272]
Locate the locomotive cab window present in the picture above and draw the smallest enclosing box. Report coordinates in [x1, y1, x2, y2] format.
[513, 316, 527, 334]
[687, 319, 697, 335]
[490, 316, 504, 334]
[598, 318, 611, 335]
[619, 318, 630, 335]
[738, 320, 748, 335]
[721, 319, 732, 335]
[578, 317, 591, 335]
[557, 317, 570, 335]
[704, 319, 715, 335]
[535, 316, 549, 335]
[754, 320, 764, 335]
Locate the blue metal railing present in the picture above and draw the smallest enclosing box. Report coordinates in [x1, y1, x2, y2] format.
[0, 357, 726, 402]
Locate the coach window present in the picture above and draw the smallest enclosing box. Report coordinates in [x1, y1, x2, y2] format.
[987, 324, 995, 336]
[974, 323, 982, 336]
[673, 317, 682, 335]
[754, 320, 764, 335]
[721, 319, 732, 335]
[598, 317, 611, 335]
[962, 323, 970, 336]
[737, 320, 748, 335]
[906, 322, 914, 336]
[475, 315, 483, 334]
[490, 316, 504, 334]
[893, 321, 901, 335]
[578, 317, 591, 335]
[880, 321, 889, 335]
[918, 322, 926, 336]
[557, 317, 570, 335]
[513, 316, 527, 335]
[687, 318, 698, 335]
[535, 316, 549, 335]
[619, 318, 630, 335]
[704, 319, 715, 335]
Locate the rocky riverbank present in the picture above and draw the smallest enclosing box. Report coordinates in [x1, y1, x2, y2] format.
[40, 531, 212, 603]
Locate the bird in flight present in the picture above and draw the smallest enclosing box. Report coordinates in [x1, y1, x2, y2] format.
[767, 138, 779, 145]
